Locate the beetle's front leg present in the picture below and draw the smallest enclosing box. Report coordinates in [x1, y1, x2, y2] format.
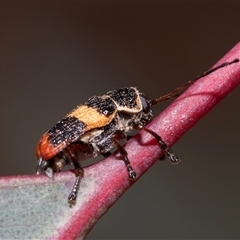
[63, 146, 84, 207]
[68, 161, 83, 207]
[142, 127, 180, 164]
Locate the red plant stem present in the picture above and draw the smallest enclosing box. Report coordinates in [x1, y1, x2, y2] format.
[58, 42, 240, 239]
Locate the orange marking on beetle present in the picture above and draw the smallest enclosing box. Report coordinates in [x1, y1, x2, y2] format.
[36, 133, 66, 160]
[67, 105, 116, 131]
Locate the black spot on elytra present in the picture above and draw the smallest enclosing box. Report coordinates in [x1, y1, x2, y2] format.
[107, 87, 138, 109]
[85, 96, 116, 116]
[47, 116, 86, 146]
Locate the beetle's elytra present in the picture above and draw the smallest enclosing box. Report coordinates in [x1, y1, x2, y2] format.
[36, 59, 239, 207]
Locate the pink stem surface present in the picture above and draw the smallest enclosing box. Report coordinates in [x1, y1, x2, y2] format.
[0, 42, 240, 240]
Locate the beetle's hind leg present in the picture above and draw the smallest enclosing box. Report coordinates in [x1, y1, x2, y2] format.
[142, 127, 180, 164]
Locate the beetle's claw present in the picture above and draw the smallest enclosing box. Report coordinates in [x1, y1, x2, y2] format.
[127, 166, 137, 180]
[68, 193, 77, 207]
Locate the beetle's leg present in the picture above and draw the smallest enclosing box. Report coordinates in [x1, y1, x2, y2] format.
[68, 159, 84, 207]
[142, 127, 180, 164]
[64, 146, 84, 207]
[112, 134, 137, 180]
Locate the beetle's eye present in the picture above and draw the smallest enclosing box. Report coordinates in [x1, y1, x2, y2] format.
[140, 95, 150, 113]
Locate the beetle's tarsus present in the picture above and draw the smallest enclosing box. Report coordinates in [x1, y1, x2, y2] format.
[68, 174, 81, 207]
[68, 194, 77, 208]
[142, 127, 180, 164]
[113, 136, 137, 180]
[166, 150, 180, 165]
[127, 165, 137, 179]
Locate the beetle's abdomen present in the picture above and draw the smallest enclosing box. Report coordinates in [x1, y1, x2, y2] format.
[36, 97, 118, 161]
[36, 116, 86, 160]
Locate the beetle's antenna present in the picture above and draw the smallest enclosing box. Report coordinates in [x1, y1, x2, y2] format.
[150, 58, 239, 106]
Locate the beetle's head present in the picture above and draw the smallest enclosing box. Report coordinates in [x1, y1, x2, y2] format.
[138, 93, 154, 126]
[36, 156, 66, 179]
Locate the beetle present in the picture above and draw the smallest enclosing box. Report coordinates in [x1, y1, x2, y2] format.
[36, 59, 238, 207]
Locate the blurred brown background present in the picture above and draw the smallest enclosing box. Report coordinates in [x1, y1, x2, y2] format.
[1, 2, 240, 239]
